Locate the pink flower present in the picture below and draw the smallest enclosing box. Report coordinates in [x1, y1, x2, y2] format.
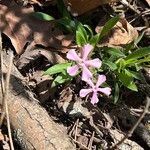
[79, 75, 111, 105]
[67, 44, 102, 81]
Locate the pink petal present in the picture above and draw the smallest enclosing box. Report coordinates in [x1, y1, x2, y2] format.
[91, 92, 99, 105]
[81, 65, 92, 81]
[79, 89, 92, 98]
[96, 75, 106, 87]
[67, 49, 81, 61]
[85, 58, 102, 68]
[98, 87, 111, 96]
[82, 44, 93, 60]
[67, 65, 79, 76]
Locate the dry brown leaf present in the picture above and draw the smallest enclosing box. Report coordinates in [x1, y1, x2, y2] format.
[0, 0, 64, 54]
[64, 0, 117, 16]
[144, 0, 150, 6]
[96, 17, 138, 47]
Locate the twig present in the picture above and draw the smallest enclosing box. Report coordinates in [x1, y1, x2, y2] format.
[69, 119, 78, 137]
[74, 119, 79, 141]
[0, 32, 5, 93]
[109, 96, 150, 150]
[88, 131, 95, 149]
[0, 31, 5, 127]
[0, 47, 15, 150]
[119, 0, 149, 26]
[71, 137, 89, 150]
[5, 51, 14, 150]
[89, 116, 103, 137]
[130, 108, 150, 115]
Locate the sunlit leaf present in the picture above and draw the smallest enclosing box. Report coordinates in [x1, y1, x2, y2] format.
[77, 23, 88, 41]
[51, 71, 72, 87]
[83, 24, 93, 38]
[99, 16, 120, 41]
[118, 70, 138, 91]
[76, 31, 87, 46]
[89, 33, 100, 47]
[125, 47, 150, 63]
[104, 60, 117, 71]
[44, 63, 71, 75]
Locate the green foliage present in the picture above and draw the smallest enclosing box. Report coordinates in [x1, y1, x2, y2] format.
[99, 16, 120, 41]
[118, 69, 138, 91]
[125, 47, 150, 64]
[75, 16, 119, 47]
[31, 12, 55, 21]
[105, 47, 126, 58]
[44, 63, 71, 75]
[51, 71, 72, 87]
[57, 18, 77, 33]
[44, 63, 72, 87]
[103, 46, 150, 97]
[35, 3, 149, 104]
[57, 0, 71, 19]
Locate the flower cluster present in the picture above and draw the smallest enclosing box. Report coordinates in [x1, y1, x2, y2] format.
[67, 44, 111, 104]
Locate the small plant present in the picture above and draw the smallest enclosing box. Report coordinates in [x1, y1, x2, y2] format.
[44, 16, 120, 104]
[34, 2, 150, 104]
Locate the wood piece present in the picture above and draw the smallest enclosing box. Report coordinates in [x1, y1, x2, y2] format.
[0, 50, 75, 150]
[64, 0, 117, 16]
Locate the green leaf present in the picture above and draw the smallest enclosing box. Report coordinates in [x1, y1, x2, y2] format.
[114, 83, 119, 104]
[106, 48, 126, 57]
[77, 23, 88, 41]
[115, 58, 126, 72]
[89, 33, 100, 47]
[125, 70, 143, 80]
[134, 31, 144, 46]
[136, 56, 150, 64]
[31, 12, 55, 21]
[127, 81, 138, 91]
[44, 63, 71, 75]
[57, 0, 71, 19]
[76, 31, 87, 46]
[104, 60, 117, 71]
[127, 56, 150, 66]
[125, 32, 144, 51]
[99, 16, 120, 41]
[118, 70, 138, 91]
[57, 18, 77, 33]
[83, 25, 93, 38]
[125, 47, 150, 63]
[51, 71, 72, 87]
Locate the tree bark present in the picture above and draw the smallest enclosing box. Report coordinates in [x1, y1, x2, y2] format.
[0, 50, 75, 150]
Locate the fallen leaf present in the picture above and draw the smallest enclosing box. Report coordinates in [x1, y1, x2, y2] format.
[64, 0, 117, 16]
[14, 43, 66, 70]
[0, 0, 64, 54]
[27, 70, 53, 102]
[144, 0, 150, 6]
[96, 17, 138, 47]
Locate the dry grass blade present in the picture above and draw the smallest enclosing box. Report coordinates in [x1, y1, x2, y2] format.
[0, 32, 14, 149]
